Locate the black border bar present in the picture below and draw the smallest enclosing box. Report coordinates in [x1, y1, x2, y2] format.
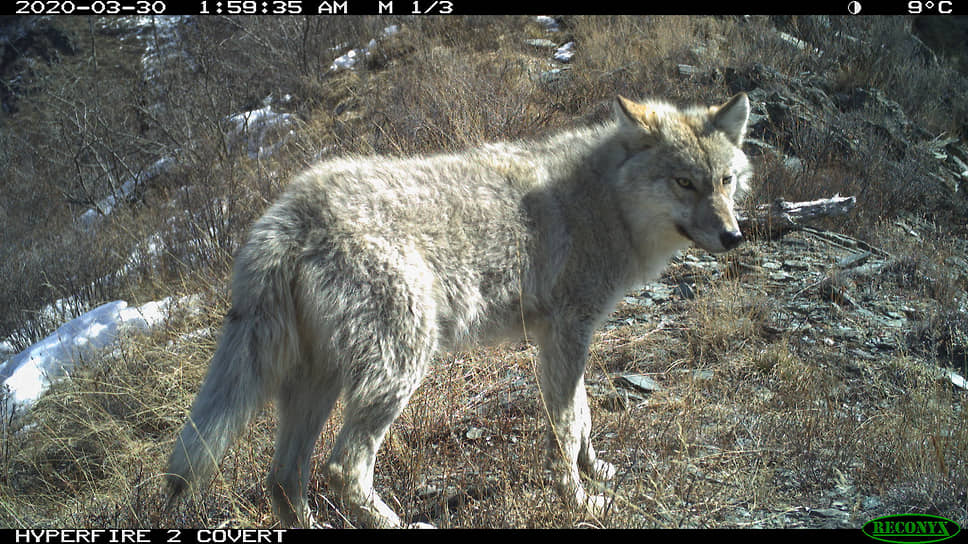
[5, 0, 956, 16]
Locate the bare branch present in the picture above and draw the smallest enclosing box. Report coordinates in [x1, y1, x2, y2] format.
[738, 195, 857, 239]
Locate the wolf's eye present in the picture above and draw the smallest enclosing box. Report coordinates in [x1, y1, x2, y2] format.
[722, 175, 733, 186]
[674, 177, 694, 190]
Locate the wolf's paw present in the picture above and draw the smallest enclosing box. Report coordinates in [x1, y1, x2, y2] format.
[577, 489, 611, 515]
[406, 522, 437, 529]
[586, 493, 609, 513]
[359, 499, 403, 529]
[589, 459, 616, 481]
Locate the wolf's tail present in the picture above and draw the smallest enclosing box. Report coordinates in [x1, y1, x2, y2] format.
[165, 221, 299, 505]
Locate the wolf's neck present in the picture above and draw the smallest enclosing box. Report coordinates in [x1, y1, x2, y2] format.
[538, 121, 625, 180]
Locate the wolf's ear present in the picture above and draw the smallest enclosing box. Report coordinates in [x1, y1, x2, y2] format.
[614, 95, 660, 133]
[711, 93, 750, 145]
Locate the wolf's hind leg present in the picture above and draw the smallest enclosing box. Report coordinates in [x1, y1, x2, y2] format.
[268, 368, 341, 527]
[322, 288, 436, 528]
[324, 371, 426, 528]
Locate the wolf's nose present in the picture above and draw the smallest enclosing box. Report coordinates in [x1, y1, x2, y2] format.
[720, 230, 744, 250]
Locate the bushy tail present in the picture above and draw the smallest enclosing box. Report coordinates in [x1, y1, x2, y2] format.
[165, 229, 299, 505]
[164, 311, 273, 504]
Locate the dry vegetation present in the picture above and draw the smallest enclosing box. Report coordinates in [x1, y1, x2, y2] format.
[1, 15, 967, 528]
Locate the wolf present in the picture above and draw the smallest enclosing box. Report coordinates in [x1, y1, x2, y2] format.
[164, 92, 752, 528]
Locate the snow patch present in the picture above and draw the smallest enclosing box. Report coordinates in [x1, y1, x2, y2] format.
[330, 25, 401, 72]
[1, 295, 201, 422]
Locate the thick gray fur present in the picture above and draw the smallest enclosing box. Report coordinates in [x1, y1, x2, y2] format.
[165, 93, 752, 527]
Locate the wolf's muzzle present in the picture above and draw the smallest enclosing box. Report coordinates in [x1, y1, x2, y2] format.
[719, 230, 744, 250]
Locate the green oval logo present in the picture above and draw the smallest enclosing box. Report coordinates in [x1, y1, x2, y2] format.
[863, 514, 961, 544]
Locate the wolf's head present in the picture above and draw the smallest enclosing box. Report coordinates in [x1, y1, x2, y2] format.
[612, 93, 752, 254]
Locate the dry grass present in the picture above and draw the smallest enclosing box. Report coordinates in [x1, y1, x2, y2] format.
[2, 15, 967, 528]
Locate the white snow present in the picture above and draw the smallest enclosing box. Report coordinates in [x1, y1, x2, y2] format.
[1, 296, 196, 420]
[225, 98, 296, 159]
[137, 15, 194, 83]
[554, 41, 576, 63]
[535, 16, 560, 32]
[329, 25, 401, 72]
[80, 156, 176, 228]
[531, 17, 577, 80]
[951, 370, 968, 390]
[0, 340, 16, 359]
[331, 48, 364, 71]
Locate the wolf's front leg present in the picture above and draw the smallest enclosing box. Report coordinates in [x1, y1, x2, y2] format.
[574, 387, 617, 483]
[537, 322, 615, 513]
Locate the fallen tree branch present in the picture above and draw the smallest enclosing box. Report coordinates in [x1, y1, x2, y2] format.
[738, 195, 857, 239]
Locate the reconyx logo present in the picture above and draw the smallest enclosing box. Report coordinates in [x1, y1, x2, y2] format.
[863, 514, 961, 544]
